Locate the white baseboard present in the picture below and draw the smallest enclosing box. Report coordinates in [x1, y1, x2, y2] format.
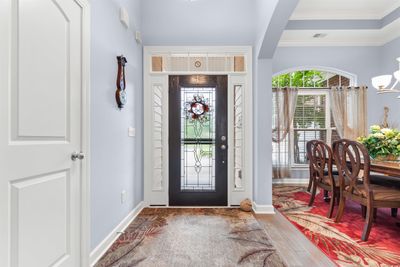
[252, 202, 275, 214]
[273, 178, 308, 184]
[89, 201, 146, 266]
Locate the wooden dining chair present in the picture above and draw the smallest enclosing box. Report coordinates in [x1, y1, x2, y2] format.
[307, 140, 340, 218]
[369, 175, 400, 218]
[306, 140, 319, 192]
[333, 139, 400, 241]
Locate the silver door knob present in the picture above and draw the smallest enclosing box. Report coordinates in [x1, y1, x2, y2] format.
[220, 144, 227, 150]
[71, 152, 85, 161]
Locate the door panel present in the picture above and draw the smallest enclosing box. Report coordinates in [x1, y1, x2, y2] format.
[169, 75, 228, 206]
[11, 171, 70, 267]
[14, 0, 71, 139]
[0, 0, 85, 266]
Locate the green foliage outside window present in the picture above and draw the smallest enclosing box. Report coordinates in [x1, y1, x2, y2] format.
[272, 70, 326, 88]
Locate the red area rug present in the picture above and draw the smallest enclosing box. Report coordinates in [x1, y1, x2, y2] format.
[273, 185, 400, 267]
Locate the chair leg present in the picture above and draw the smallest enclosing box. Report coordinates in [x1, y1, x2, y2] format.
[361, 197, 374, 241]
[307, 171, 313, 192]
[323, 190, 330, 203]
[308, 182, 317, 207]
[361, 205, 366, 218]
[391, 208, 398, 218]
[327, 191, 335, 218]
[335, 194, 346, 223]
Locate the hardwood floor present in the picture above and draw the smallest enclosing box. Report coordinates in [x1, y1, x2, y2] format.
[256, 211, 336, 267]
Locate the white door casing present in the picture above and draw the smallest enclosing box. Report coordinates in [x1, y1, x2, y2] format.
[143, 46, 253, 206]
[0, 0, 90, 266]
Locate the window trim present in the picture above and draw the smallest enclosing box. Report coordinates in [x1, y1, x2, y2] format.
[272, 68, 357, 170]
[273, 66, 357, 86]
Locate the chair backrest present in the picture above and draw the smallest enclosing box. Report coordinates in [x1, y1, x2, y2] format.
[332, 139, 371, 194]
[307, 140, 334, 183]
[306, 140, 319, 165]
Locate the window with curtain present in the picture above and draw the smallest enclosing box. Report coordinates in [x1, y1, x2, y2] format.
[272, 70, 353, 173]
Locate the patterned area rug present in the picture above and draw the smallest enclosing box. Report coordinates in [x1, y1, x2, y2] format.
[95, 208, 286, 267]
[273, 185, 400, 267]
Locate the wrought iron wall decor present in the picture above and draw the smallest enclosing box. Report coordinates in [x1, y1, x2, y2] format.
[115, 55, 128, 109]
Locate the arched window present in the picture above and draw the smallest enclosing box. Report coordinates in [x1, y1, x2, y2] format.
[272, 69, 354, 167]
[272, 69, 352, 88]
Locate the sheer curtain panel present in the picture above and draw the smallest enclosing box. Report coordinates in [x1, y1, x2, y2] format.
[330, 86, 367, 140]
[272, 87, 298, 179]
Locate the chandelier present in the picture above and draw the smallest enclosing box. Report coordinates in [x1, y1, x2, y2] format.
[371, 57, 400, 94]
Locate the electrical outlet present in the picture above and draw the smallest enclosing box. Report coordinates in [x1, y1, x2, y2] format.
[121, 190, 126, 204]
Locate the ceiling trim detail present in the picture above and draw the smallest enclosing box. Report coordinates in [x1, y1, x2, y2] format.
[281, 6, 400, 47]
[286, 20, 381, 30]
[279, 18, 400, 47]
[290, 1, 400, 20]
[286, 7, 400, 30]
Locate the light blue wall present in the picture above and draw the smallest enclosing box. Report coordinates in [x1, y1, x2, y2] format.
[90, 0, 143, 250]
[380, 37, 400, 127]
[253, 58, 274, 205]
[252, 0, 276, 206]
[253, 0, 298, 206]
[141, 0, 257, 46]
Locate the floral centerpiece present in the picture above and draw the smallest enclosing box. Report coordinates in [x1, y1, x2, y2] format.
[357, 125, 400, 161]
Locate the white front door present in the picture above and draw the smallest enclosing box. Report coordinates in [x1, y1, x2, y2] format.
[0, 0, 88, 266]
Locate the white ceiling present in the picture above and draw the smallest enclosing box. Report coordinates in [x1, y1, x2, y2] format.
[290, 0, 400, 20]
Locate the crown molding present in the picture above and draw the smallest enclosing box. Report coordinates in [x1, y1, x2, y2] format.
[279, 18, 400, 47]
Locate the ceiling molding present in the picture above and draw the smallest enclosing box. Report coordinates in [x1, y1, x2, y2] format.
[290, 0, 400, 20]
[280, 15, 400, 47]
[286, 20, 381, 30]
[278, 41, 384, 47]
[382, 6, 400, 27]
[382, 1, 400, 19]
[287, 7, 400, 31]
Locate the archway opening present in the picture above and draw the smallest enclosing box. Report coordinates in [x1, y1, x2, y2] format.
[272, 68, 355, 180]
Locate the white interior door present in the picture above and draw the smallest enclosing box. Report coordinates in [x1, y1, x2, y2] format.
[0, 0, 87, 266]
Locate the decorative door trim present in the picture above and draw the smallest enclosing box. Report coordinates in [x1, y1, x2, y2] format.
[143, 46, 253, 206]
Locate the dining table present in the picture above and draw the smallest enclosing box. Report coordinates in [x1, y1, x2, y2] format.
[322, 158, 400, 201]
[369, 160, 400, 179]
[368, 160, 400, 227]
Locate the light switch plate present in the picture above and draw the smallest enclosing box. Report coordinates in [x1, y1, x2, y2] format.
[128, 127, 135, 137]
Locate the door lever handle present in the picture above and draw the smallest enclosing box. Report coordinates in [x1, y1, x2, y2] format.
[71, 152, 85, 161]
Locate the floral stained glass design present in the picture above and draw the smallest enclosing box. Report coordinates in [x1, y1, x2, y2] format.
[181, 88, 216, 191]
